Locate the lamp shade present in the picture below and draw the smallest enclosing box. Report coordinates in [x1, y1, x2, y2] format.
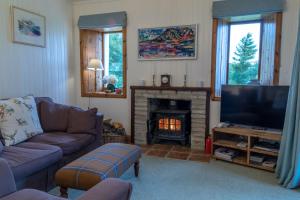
[88, 59, 104, 71]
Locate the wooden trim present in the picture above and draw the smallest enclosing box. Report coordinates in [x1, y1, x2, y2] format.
[211, 19, 218, 101]
[80, 28, 127, 98]
[122, 28, 128, 99]
[212, 96, 221, 101]
[80, 30, 86, 98]
[82, 92, 127, 99]
[205, 90, 211, 137]
[211, 14, 282, 101]
[273, 12, 283, 85]
[80, 29, 100, 97]
[130, 86, 211, 92]
[131, 88, 135, 144]
[213, 127, 282, 141]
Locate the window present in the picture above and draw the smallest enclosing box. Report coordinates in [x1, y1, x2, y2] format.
[211, 13, 283, 100]
[103, 32, 124, 89]
[80, 28, 127, 98]
[228, 22, 261, 85]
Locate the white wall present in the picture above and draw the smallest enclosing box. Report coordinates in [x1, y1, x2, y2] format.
[73, 0, 300, 134]
[0, 0, 74, 104]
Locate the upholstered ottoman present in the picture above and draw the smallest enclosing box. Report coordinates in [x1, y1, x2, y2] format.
[55, 143, 141, 197]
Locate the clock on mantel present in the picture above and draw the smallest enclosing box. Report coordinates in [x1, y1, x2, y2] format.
[161, 74, 171, 87]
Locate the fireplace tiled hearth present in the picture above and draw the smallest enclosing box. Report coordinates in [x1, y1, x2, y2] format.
[131, 86, 210, 150]
[140, 144, 211, 162]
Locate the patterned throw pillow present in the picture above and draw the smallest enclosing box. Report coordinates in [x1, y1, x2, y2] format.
[0, 96, 43, 146]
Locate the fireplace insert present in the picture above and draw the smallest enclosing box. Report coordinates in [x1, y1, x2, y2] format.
[147, 99, 191, 146]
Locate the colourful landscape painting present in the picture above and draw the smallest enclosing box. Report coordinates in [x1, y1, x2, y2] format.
[138, 25, 197, 60]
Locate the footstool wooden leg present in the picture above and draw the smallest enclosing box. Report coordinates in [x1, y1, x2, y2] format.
[60, 187, 68, 198]
[134, 161, 140, 177]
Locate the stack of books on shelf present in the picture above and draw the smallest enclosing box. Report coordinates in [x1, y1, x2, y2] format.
[253, 140, 280, 153]
[237, 141, 247, 148]
[250, 155, 277, 169]
[250, 155, 264, 165]
[214, 147, 237, 161]
[262, 159, 277, 169]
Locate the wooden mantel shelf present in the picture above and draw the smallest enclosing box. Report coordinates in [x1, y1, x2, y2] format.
[130, 86, 211, 92]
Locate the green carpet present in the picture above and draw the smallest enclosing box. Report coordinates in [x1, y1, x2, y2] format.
[50, 156, 300, 200]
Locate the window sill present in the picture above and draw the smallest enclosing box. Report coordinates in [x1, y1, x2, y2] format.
[211, 96, 221, 101]
[81, 92, 127, 99]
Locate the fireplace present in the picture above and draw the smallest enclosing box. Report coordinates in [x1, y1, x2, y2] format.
[131, 86, 210, 150]
[147, 99, 191, 146]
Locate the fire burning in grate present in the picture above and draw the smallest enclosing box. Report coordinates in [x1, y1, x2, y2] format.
[158, 118, 182, 132]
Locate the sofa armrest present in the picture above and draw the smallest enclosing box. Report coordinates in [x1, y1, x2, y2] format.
[0, 158, 16, 198]
[96, 112, 104, 145]
[78, 178, 132, 200]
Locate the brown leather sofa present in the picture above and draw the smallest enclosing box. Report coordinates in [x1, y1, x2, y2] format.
[0, 97, 103, 191]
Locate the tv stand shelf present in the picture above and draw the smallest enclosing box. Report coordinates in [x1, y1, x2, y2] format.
[212, 127, 282, 172]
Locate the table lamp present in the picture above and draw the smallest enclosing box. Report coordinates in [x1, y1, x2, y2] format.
[87, 59, 104, 109]
[88, 59, 104, 71]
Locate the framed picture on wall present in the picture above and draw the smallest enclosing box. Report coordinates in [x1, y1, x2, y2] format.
[138, 24, 197, 60]
[12, 6, 46, 48]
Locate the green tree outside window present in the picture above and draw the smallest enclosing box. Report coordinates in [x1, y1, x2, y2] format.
[108, 33, 123, 89]
[228, 33, 259, 85]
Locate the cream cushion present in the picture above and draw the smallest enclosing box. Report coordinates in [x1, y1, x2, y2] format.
[0, 96, 43, 146]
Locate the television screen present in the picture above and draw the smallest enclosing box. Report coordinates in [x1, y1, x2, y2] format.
[220, 85, 289, 130]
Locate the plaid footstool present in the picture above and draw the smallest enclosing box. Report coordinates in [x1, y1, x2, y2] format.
[55, 143, 141, 197]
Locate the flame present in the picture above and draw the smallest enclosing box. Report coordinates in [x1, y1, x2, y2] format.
[158, 118, 181, 131]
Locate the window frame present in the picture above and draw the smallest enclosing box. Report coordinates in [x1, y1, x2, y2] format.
[210, 13, 282, 101]
[80, 28, 127, 99]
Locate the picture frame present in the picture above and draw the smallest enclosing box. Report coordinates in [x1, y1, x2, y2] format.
[138, 24, 198, 60]
[11, 6, 46, 48]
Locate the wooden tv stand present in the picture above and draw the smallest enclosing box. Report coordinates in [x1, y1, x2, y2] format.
[212, 127, 282, 172]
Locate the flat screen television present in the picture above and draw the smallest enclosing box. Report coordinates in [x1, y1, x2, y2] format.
[220, 85, 289, 130]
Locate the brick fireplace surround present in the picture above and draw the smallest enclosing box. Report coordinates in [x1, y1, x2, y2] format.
[130, 86, 210, 150]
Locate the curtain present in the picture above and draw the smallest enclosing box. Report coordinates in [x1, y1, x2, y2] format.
[260, 14, 276, 85]
[214, 19, 229, 97]
[276, 10, 300, 189]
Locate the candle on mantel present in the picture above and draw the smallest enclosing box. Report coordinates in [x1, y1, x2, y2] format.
[152, 64, 157, 86]
[184, 63, 188, 87]
[185, 63, 188, 75]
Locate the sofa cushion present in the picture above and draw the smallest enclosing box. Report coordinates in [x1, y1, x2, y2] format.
[1, 142, 62, 180]
[28, 132, 95, 155]
[40, 101, 70, 132]
[0, 96, 43, 146]
[68, 107, 98, 134]
[34, 97, 53, 119]
[1, 189, 64, 200]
